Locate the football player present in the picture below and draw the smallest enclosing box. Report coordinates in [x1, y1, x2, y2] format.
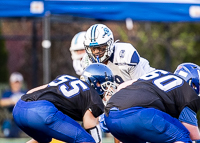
[13, 63, 117, 143]
[13, 73, 104, 143]
[70, 31, 88, 75]
[82, 24, 155, 85]
[103, 63, 200, 143]
[81, 63, 122, 143]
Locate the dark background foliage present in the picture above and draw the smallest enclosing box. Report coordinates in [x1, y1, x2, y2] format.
[0, 16, 200, 130]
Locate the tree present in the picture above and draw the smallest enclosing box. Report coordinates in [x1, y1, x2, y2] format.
[133, 22, 200, 72]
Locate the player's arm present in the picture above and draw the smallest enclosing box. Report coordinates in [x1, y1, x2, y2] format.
[83, 109, 102, 143]
[139, 57, 155, 73]
[128, 62, 146, 80]
[26, 84, 48, 94]
[179, 106, 200, 141]
[181, 122, 200, 140]
[124, 48, 154, 79]
[121, 44, 146, 80]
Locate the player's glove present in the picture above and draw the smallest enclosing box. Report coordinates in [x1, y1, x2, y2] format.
[99, 113, 110, 133]
[86, 124, 102, 143]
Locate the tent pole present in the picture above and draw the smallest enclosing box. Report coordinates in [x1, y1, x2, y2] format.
[32, 19, 38, 87]
[42, 12, 51, 84]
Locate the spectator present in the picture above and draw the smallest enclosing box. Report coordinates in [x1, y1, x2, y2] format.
[0, 72, 26, 138]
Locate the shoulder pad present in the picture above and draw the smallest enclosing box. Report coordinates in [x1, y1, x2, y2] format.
[112, 43, 140, 66]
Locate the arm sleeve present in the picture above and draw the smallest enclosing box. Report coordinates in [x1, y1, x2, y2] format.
[129, 62, 146, 80]
[179, 106, 198, 126]
[99, 113, 110, 133]
[140, 57, 155, 73]
[129, 57, 156, 80]
[88, 89, 104, 118]
[114, 43, 146, 80]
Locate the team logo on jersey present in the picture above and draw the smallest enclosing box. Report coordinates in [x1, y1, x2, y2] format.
[119, 50, 125, 58]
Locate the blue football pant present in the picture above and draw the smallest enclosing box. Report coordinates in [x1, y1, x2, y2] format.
[13, 99, 95, 143]
[105, 107, 192, 143]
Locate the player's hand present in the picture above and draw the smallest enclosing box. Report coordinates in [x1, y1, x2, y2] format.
[99, 113, 110, 133]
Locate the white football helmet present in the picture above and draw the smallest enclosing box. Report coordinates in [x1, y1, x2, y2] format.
[84, 24, 114, 63]
[70, 31, 86, 60]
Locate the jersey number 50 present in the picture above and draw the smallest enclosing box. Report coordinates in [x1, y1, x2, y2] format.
[48, 75, 89, 98]
[140, 70, 183, 92]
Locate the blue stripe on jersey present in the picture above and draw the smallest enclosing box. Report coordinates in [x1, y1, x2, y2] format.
[74, 32, 81, 44]
[91, 25, 98, 42]
[130, 51, 139, 64]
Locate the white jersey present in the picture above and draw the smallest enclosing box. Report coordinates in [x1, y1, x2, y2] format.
[82, 42, 155, 84]
[72, 59, 84, 76]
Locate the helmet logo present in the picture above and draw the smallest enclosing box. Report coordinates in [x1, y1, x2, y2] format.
[119, 50, 125, 58]
[178, 66, 182, 70]
[103, 28, 111, 37]
[178, 70, 188, 78]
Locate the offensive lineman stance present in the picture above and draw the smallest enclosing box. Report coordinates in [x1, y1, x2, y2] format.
[103, 63, 200, 143]
[13, 74, 104, 143]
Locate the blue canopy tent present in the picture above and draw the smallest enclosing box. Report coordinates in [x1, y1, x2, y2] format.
[46, 0, 200, 22]
[1, 0, 200, 84]
[0, 0, 45, 17]
[1, 0, 200, 22]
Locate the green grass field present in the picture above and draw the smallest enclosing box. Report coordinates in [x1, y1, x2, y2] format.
[0, 138, 31, 143]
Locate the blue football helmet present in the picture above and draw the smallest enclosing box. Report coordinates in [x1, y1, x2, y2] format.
[174, 63, 200, 95]
[80, 63, 116, 100]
